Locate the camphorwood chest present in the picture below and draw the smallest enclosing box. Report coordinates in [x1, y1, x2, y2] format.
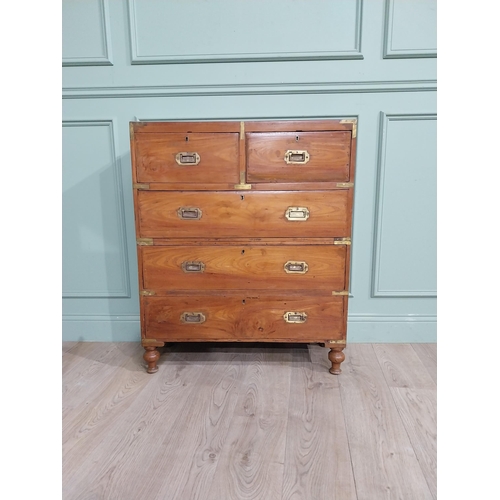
[130, 120, 356, 374]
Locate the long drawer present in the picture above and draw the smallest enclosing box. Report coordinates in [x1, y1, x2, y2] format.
[143, 295, 345, 341]
[141, 245, 346, 291]
[137, 190, 350, 238]
[135, 132, 239, 183]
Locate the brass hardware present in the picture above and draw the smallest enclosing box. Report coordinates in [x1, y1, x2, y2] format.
[234, 183, 252, 190]
[331, 290, 349, 296]
[177, 207, 202, 220]
[340, 118, 357, 139]
[175, 152, 201, 165]
[129, 123, 135, 140]
[284, 150, 310, 165]
[133, 183, 150, 190]
[327, 339, 346, 344]
[333, 238, 351, 245]
[336, 182, 354, 188]
[137, 238, 154, 246]
[284, 261, 309, 274]
[142, 339, 165, 347]
[180, 312, 206, 324]
[283, 312, 308, 324]
[285, 207, 310, 221]
[181, 261, 205, 273]
[140, 290, 156, 296]
[240, 121, 245, 139]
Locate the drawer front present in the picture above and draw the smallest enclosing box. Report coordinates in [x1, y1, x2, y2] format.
[247, 131, 351, 183]
[143, 296, 344, 341]
[141, 245, 346, 291]
[135, 133, 239, 183]
[138, 190, 350, 238]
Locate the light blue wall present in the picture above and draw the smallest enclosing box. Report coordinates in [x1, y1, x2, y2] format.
[62, 0, 437, 342]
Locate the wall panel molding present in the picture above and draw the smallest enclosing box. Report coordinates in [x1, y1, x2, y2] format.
[383, 0, 437, 59]
[62, 79, 437, 99]
[128, 0, 364, 64]
[62, 120, 130, 298]
[372, 113, 437, 298]
[63, 0, 113, 66]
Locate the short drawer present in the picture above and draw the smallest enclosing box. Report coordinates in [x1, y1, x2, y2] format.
[137, 190, 350, 238]
[247, 131, 351, 183]
[141, 245, 346, 291]
[143, 295, 345, 341]
[135, 133, 239, 183]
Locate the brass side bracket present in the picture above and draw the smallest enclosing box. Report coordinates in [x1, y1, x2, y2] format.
[333, 238, 351, 245]
[331, 290, 349, 296]
[328, 339, 346, 345]
[234, 183, 252, 190]
[133, 183, 150, 190]
[340, 118, 357, 139]
[137, 238, 154, 246]
[140, 290, 156, 296]
[336, 182, 354, 188]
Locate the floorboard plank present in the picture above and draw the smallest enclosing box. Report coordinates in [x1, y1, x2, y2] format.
[373, 344, 435, 389]
[339, 344, 433, 500]
[281, 346, 356, 500]
[205, 349, 292, 500]
[391, 388, 437, 499]
[412, 344, 437, 384]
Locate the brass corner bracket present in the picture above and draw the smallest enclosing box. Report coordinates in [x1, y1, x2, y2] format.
[340, 118, 357, 138]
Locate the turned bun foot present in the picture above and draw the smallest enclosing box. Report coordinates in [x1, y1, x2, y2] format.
[328, 347, 345, 375]
[143, 346, 160, 374]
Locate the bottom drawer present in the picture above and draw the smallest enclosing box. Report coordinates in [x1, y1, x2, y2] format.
[142, 295, 345, 342]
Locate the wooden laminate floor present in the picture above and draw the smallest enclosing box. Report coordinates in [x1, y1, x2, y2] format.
[62, 342, 437, 500]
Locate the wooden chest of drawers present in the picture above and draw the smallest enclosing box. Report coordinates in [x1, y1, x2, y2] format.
[130, 119, 356, 374]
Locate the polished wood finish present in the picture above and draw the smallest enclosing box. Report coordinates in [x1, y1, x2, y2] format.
[135, 132, 239, 183]
[63, 342, 436, 499]
[143, 346, 160, 373]
[247, 131, 351, 183]
[141, 245, 347, 291]
[143, 295, 345, 342]
[130, 120, 356, 374]
[137, 190, 350, 238]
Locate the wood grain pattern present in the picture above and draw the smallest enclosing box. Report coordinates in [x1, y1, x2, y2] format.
[339, 344, 433, 499]
[373, 344, 436, 389]
[143, 295, 345, 342]
[63, 343, 436, 500]
[412, 343, 437, 384]
[282, 346, 356, 499]
[139, 352, 249, 499]
[138, 190, 350, 238]
[141, 245, 346, 291]
[204, 349, 292, 500]
[390, 388, 437, 499]
[135, 132, 239, 183]
[63, 347, 215, 499]
[247, 131, 351, 183]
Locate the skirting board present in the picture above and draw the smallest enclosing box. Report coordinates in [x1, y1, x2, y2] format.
[62, 314, 436, 343]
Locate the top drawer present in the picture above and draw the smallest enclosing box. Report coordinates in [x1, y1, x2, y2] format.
[134, 133, 239, 183]
[247, 131, 351, 183]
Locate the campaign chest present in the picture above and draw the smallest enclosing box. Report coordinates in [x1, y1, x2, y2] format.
[130, 119, 356, 374]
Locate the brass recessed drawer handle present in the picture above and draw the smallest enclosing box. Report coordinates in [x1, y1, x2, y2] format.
[181, 261, 205, 273]
[283, 312, 308, 324]
[284, 150, 310, 164]
[284, 261, 308, 274]
[285, 207, 310, 221]
[180, 312, 206, 324]
[177, 207, 202, 220]
[175, 152, 200, 165]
